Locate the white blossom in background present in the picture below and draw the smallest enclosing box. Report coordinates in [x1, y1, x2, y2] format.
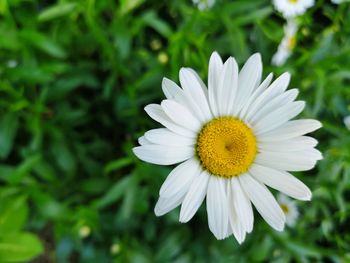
[273, 0, 314, 18]
[278, 194, 299, 227]
[272, 20, 299, 66]
[331, 0, 345, 4]
[344, 115, 350, 130]
[192, 0, 215, 10]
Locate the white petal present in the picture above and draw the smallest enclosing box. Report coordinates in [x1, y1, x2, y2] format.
[249, 163, 312, 201]
[217, 57, 238, 116]
[208, 51, 224, 117]
[160, 157, 201, 198]
[186, 68, 209, 98]
[244, 72, 290, 121]
[239, 173, 285, 231]
[258, 136, 318, 152]
[233, 53, 262, 115]
[249, 89, 299, 124]
[239, 73, 273, 120]
[144, 104, 195, 138]
[133, 145, 193, 165]
[179, 170, 210, 223]
[162, 77, 183, 100]
[227, 183, 246, 244]
[231, 177, 254, 233]
[254, 151, 317, 171]
[162, 78, 204, 121]
[161, 99, 202, 132]
[257, 119, 322, 142]
[253, 101, 305, 135]
[145, 128, 195, 146]
[154, 190, 185, 216]
[138, 136, 151, 146]
[206, 176, 229, 240]
[179, 68, 212, 122]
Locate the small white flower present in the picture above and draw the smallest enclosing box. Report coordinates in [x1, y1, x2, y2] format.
[273, 0, 314, 18]
[277, 194, 299, 227]
[133, 51, 322, 244]
[272, 20, 299, 66]
[344, 115, 350, 130]
[192, 0, 215, 10]
[331, 0, 344, 4]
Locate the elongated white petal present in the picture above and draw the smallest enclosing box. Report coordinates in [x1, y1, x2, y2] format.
[231, 177, 254, 233]
[234, 53, 262, 115]
[144, 104, 195, 138]
[160, 157, 200, 198]
[187, 68, 209, 98]
[155, 190, 185, 216]
[258, 136, 318, 152]
[227, 182, 246, 243]
[161, 100, 202, 132]
[207, 177, 229, 240]
[208, 51, 224, 117]
[217, 57, 238, 116]
[179, 68, 212, 122]
[254, 101, 305, 134]
[258, 119, 322, 141]
[249, 164, 312, 201]
[180, 170, 210, 223]
[133, 145, 193, 165]
[239, 73, 273, 120]
[145, 128, 195, 146]
[162, 77, 183, 100]
[249, 89, 298, 124]
[255, 152, 317, 171]
[245, 72, 290, 121]
[239, 173, 285, 231]
[162, 77, 204, 121]
[138, 136, 151, 146]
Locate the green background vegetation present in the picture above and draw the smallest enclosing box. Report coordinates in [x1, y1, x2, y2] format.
[0, 0, 349, 262]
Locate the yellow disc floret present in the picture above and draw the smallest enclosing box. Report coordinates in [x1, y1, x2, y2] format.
[196, 117, 257, 178]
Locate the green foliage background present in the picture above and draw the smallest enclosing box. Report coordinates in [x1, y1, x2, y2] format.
[0, 0, 349, 262]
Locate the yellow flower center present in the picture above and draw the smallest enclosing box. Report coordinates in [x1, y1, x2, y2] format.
[288, 0, 298, 3]
[196, 117, 257, 178]
[280, 204, 289, 214]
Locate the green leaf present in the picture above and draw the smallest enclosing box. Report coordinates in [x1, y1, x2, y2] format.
[0, 195, 28, 233]
[104, 157, 132, 174]
[19, 30, 67, 58]
[38, 3, 77, 22]
[96, 176, 132, 209]
[0, 232, 44, 262]
[0, 113, 18, 160]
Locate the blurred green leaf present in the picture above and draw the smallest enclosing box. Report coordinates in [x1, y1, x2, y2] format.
[19, 30, 67, 58]
[0, 112, 18, 160]
[0, 195, 28, 233]
[0, 232, 43, 262]
[96, 176, 132, 209]
[38, 2, 78, 22]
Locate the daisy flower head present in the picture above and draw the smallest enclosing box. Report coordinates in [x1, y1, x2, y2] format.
[133, 51, 322, 244]
[277, 194, 299, 227]
[273, 0, 314, 18]
[192, 0, 215, 10]
[272, 20, 299, 66]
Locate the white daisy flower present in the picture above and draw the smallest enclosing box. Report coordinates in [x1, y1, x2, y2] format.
[272, 20, 298, 66]
[192, 0, 215, 10]
[273, 0, 314, 18]
[331, 0, 345, 4]
[277, 194, 299, 227]
[344, 115, 350, 130]
[133, 52, 322, 244]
